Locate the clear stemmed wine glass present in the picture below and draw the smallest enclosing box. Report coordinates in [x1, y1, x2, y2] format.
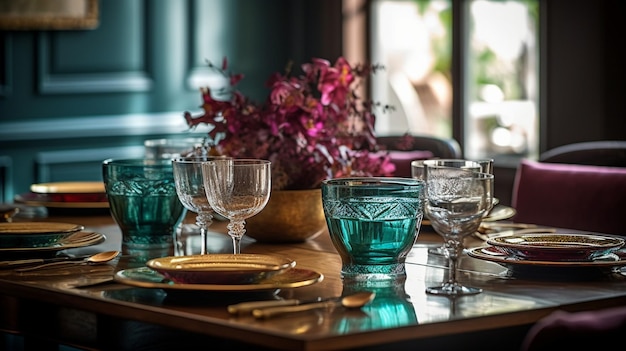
[412, 159, 493, 256]
[202, 159, 271, 254]
[172, 156, 228, 255]
[423, 165, 494, 296]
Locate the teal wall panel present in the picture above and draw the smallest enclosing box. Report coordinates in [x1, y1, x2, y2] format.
[0, 0, 342, 200]
[0, 35, 9, 98]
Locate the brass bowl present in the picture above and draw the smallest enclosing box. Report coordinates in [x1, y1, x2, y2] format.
[246, 188, 326, 243]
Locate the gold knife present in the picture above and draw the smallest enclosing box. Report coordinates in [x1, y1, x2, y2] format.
[228, 297, 321, 315]
[251, 291, 375, 319]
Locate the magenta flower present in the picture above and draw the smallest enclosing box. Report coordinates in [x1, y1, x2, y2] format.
[184, 57, 395, 190]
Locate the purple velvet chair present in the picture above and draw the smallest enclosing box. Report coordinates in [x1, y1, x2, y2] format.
[515, 158, 626, 350]
[511, 159, 626, 236]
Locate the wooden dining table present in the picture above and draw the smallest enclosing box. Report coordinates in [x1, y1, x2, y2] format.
[1, 208, 625, 351]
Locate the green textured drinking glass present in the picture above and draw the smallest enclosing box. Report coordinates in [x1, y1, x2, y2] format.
[321, 177, 425, 281]
[103, 158, 186, 259]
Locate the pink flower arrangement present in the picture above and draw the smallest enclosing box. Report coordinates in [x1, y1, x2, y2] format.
[184, 57, 395, 190]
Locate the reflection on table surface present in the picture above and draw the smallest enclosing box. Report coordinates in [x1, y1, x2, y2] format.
[1, 212, 625, 351]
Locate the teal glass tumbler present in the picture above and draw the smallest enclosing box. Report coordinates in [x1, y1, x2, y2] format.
[103, 159, 186, 258]
[321, 177, 425, 280]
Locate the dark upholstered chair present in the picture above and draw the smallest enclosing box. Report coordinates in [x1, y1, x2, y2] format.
[521, 306, 626, 351]
[539, 140, 626, 167]
[377, 134, 462, 159]
[516, 142, 626, 351]
[377, 134, 463, 177]
[515, 157, 626, 350]
[511, 159, 626, 236]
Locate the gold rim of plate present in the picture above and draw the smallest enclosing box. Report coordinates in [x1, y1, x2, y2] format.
[147, 253, 295, 272]
[146, 253, 296, 284]
[14, 193, 110, 208]
[0, 222, 84, 235]
[30, 181, 105, 194]
[114, 267, 324, 292]
[487, 233, 625, 251]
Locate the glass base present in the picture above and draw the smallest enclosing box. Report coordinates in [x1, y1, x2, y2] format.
[426, 283, 482, 296]
[341, 262, 407, 281]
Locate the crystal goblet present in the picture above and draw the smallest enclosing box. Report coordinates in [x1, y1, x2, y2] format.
[412, 158, 493, 256]
[423, 165, 494, 296]
[172, 156, 229, 255]
[202, 159, 271, 254]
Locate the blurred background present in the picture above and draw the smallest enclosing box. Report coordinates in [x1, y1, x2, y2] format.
[1, 0, 624, 206]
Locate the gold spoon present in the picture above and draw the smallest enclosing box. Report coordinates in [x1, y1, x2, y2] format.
[0, 207, 19, 222]
[252, 291, 376, 319]
[15, 251, 120, 272]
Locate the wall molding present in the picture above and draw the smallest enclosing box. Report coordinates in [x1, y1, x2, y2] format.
[37, 26, 153, 94]
[0, 111, 210, 142]
[39, 71, 153, 94]
[35, 145, 146, 183]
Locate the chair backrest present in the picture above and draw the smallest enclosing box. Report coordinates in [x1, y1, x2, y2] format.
[377, 134, 463, 177]
[539, 140, 626, 167]
[511, 159, 626, 235]
[377, 134, 462, 159]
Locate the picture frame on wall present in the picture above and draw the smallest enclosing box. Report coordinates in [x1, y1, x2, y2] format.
[0, 0, 98, 30]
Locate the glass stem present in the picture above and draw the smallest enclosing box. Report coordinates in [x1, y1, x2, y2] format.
[445, 239, 463, 286]
[227, 220, 246, 254]
[199, 227, 207, 255]
[447, 255, 458, 286]
[197, 212, 213, 255]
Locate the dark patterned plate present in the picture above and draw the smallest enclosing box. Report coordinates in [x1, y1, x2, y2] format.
[486, 233, 624, 261]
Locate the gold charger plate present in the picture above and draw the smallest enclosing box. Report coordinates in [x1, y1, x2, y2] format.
[31, 181, 105, 194]
[0, 221, 86, 248]
[115, 267, 323, 292]
[467, 246, 626, 269]
[0, 222, 84, 234]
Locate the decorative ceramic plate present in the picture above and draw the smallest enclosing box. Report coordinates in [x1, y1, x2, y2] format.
[467, 246, 626, 270]
[486, 233, 625, 261]
[0, 231, 105, 254]
[0, 222, 85, 248]
[146, 254, 296, 284]
[15, 193, 109, 209]
[115, 267, 323, 292]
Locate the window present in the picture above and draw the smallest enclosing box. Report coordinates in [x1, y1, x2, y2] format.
[346, 0, 539, 161]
